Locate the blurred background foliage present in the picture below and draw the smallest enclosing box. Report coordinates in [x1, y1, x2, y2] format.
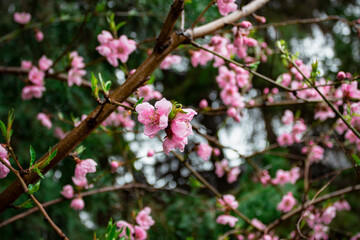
[0, 0, 360, 239]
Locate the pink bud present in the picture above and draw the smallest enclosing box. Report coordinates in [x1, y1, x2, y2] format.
[61, 185, 74, 199]
[337, 71, 346, 80]
[227, 107, 237, 117]
[147, 149, 155, 157]
[213, 148, 220, 156]
[271, 88, 279, 95]
[35, 30, 44, 42]
[110, 161, 120, 173]
[199, 99, 208, 109]
[263, 88, 269, 94]
[70, 197, 85, 210]
[239, 21, 252, 28]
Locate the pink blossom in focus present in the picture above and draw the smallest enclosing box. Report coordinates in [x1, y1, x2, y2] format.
[28, 66, 45, 86]
[216, 214, 238, 227]
[21, 85, 46, 100]
[136, 98, 172, 138]
[14, 12, 31, 24]
[136, 207, 155, 230]
[72, 176, 88, 187]
[277, 192, 297, 212]
[74, 159, 97, 179]
[134, 226, 147, 240]
[199, 99, 208, 109]
[70, 197, 85, 210]
[217, 0, 237, 16]
[60, 185, 74, 199]
[21, 60, 32, 70]
[38, 55, 53, 71]
[37, 113, 52, 129]
[197, 143, 213, 161]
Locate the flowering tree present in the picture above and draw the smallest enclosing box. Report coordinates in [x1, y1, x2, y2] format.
[1, 0, 360, 239]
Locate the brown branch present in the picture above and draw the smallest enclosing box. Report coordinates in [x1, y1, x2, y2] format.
[155, 0, 185, 52]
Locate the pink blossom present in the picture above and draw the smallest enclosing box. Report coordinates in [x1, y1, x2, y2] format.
[54, 127, 67, 140]
[35, 30, 44, 42]
[116, 221, 134, 238]
[108, 35, 137, 64]
[28, 67, 45, 86]
[314, 105, 335, 121]
[258, 170, 271, 185]
[216, 66, 236, 88]
[160, 55, 182, 70]
[0, 157, 10, 179]
[277, 192, 297, 212]
[239, 21, 252, 28]
[281, 73, 292, 87]
[281, 110, 293, 125]
[333, 200, 350, 211]
[37, 113, 52, 129]
[191, 46, 214, 67]
[218, 194, 239, 210]
[272, 169, 291, 186]
[213, 148, 220, 156]
[72, 176, 88, 187]
[134, 226, 147, 240]
[147, 150, 155, 157]
[197, 143, 213, 161]
[217, 0, 237, 16]
[60, 185, 74, 199]
[21, 85, 46, 100]
[351, 233, 360, 240]
[251, 218, 266, 230]
[68, 68, 86, 87]
[227, 167, 240, 183]
[215, 159, 228, 178]
[321, 206, 336, 225]
[14, 12, 31, 24]
[227, 107, 237, 118]
[163, 135, 187, 155]
[135, 98, 172, 138]
[289, 167, 300, 184]
[308, 145, 324, 163]
[70, 197, 85, 210]
[97, 30, 113, 44]
[337, 71, 346, 80]
[138, 85, 161, 102]
[21, 60, 32, 70]
[74, 159, 97, 179]
[38, 55, 53, 71]
[199, 99, 208, 109]
[220, 85, 241, 106]
[311, 224, 329, 240]
[110, 161, 120, 173]
[136, 207, 155, 230]
[70, 51, 85, 69]
[292, 120, 306, 142]
[277, 133, 294, 146]
[216, 214, 238, 227]
[0, 145, 7, 160]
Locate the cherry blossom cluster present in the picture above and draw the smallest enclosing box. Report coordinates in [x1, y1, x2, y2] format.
[301, 200, 351, 239]
[277, 110, 307, 146]
[159, 54, 182, 70]
[255, 167, 300, 186]
[96, 30, 136, 67]
[135, 98, 197, 154]
[116, 207, 155, 240]
[277, 192, 297, 213]
[137, 85, 162, 102]
[216, 194, 239, 227]
[21, 55, 53, 100]
[215, 159, 241, 184]
[0, 145, 10, 179]
[67, 51, 86, 87]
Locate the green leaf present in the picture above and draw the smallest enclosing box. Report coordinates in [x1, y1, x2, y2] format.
[7, 109, 15, 142]
[41, 148, 57, 169]
[115, 21, 126, 31]
[33, 167, 44, 179]
[29, 145, 36, 167]
[18, 199, 34, 209]
[147, 75, 155, 84]
[0, 120, 6, 140]
[91, 72, 99, 98]
[249, 61, 260, 70]
[98, 73, 107, 93]
[352, 154, 360, 166]
[134, 97, 144, 108]
[105, 81, 112, 93]
[28, 181, 41, 194]
[74, 145, 86, 155]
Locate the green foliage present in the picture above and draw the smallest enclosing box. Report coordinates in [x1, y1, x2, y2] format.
[28, 181, 41, 195]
